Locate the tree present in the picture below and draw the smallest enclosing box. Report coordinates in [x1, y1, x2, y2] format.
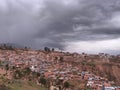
[24, 46, 28, 50]
[107, 72, 116, 81]
[21, 67, 31, 80]
[44, 47, 50, 52]
[54, 57, 58, 63]
[14, 70, 23, 79]
[55, 57, 58, 60]
[5, 64, 9, 74]
[0, 61, 2, 67]
[44, 47, 48, 52]
[64, 81, 70, 89]
[0, 84, 11, 90]
[32, 72, 41, 80]
[39, 77, 47, 86]
[59, 57, 63, 63]
[3, 44, 7, 49]
[12, 66, 15, 70]
[9, 46, 14, 50]
[23, 67, 31, 75]
[36, 72, 41, 77]
[52, 48, 55, 52]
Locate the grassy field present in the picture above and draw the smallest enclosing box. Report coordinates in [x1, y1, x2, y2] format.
[0, 76, 48, 90]
[8, 80, 48, 90]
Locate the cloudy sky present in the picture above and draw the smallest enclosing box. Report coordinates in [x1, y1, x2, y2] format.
[0, 0, 120, 54]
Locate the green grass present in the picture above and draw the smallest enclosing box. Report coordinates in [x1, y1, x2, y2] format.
[0, 74, 48, 90]
[9, 80, 47, 90]
[0, 78, 48, 90]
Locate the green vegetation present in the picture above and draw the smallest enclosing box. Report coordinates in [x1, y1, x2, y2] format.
[39, 77, 47, 86]
[13, 70, 23, 79]
[63, 81, 70, 89]
[5, 64, 9, 73]
[0, 84, 11, 90]
[59, 56, 64, 62]
[85, 87, 92, 90]
[0, 78, 48, 90]
[44, 47, 50, 52]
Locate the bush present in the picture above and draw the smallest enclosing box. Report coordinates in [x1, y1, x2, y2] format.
[64, 81, 70, 88]
[0, 84, 11, 90]
[39, 77, 47, 86]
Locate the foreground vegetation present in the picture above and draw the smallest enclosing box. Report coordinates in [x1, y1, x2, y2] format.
[0, 78, 47, 90]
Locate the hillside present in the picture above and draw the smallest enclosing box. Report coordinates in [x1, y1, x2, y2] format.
[0, 48, 119, 90]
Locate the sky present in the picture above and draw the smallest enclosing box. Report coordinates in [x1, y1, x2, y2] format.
[0, 0, 120, 54]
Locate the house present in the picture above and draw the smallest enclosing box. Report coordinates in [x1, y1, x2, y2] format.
[87, 81, 94, 87]
[105, 87, 116, 90]
[50, 85, 59, 90]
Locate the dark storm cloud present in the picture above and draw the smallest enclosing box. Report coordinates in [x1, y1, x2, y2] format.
[35, 0, 120, 44]
[0, 0, 120, 52]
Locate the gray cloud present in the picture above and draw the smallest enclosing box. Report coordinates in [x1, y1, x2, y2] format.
[0, 0, 120, 53]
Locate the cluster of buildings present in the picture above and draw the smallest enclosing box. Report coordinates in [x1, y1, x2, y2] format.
[0, 49, 120, 90]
